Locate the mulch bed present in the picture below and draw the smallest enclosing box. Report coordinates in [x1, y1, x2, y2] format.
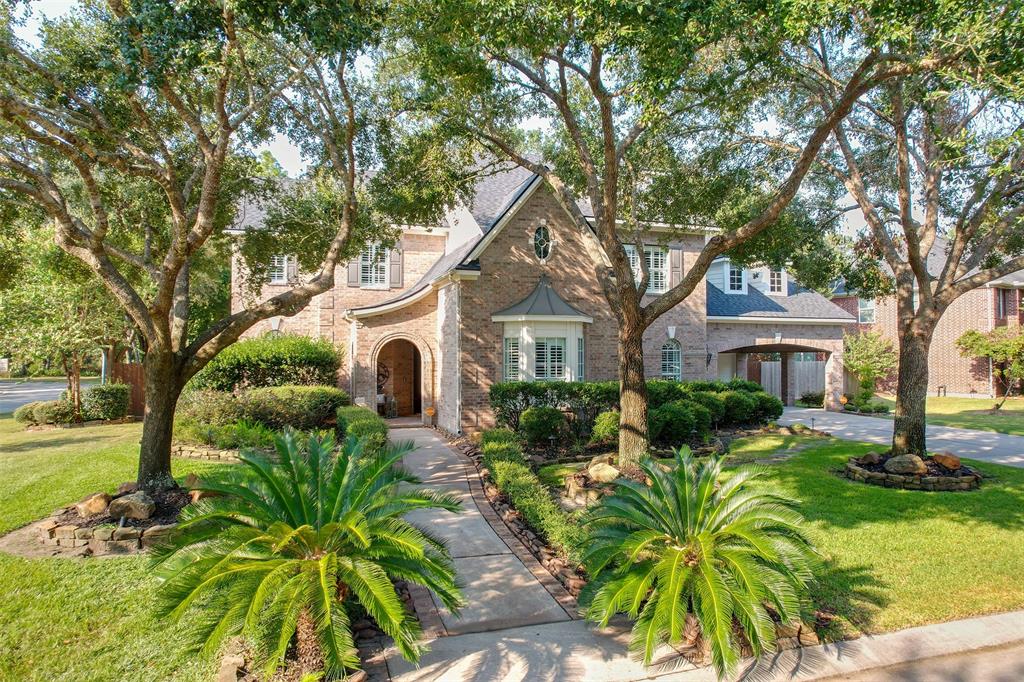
[51, 487, 192, 531]
[855, 454, 978, 478]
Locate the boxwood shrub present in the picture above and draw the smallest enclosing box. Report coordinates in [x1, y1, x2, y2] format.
[590, 409, 620, 444]
[751, 391, 785, 421]
[242, 385, 350, 430]
[83, 383, 130, 421]
[13, 401, 42, 425]
[32, 400, 78, 425]
[336, 405, 388, 456]
[687, 391, 726, 425]
[519, 406, 567, 446]
[189, 334, 342, 391]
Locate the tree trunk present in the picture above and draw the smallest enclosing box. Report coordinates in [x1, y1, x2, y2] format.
[891, 325, 934, 456]
[294, 609, 324, 677]
[617, 324, 649, 468]
[137, 348, 183, 490]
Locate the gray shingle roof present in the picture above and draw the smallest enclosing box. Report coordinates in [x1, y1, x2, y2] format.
[491, 275, 592, 320]
[708, 281, 854, 321]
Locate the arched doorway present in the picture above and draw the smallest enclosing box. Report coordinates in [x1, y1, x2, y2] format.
[376, 338, 422, 417]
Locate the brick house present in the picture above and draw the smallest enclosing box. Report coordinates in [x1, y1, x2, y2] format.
[830, 240, 1024, 398]
[232, 165, 853, 433]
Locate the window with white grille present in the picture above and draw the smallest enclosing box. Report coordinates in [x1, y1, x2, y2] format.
[728, 264, 744, 291]
[858, 298, 875, 323]
[623, 244, 668, 293]
[661, 340, 681, 380]
[503, 338, 520, 381]
[769, 269, 784, 294]
[359, 243, 388, 287]
[268, 255, 290, 284]
[535, 337, 566, 381]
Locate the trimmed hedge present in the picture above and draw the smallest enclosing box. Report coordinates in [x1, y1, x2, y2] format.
[488, 380, 618, 431]
[174, 418, 276, 450]
[519, 406, 566, 446]
[32, 400, 78, 425]
[480, 435, 586, 565]
[243, 386, 350, 430]
[189, 334, 342, 391]
[83, 383, 130, 421]
[13, 401, 42, 424]
[336, 405, 388, 456]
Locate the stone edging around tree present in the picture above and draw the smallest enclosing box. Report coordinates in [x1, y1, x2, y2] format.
[171, 443, 242, 462]
[844, 458, 982, 491]
[36, 515, 175, 556]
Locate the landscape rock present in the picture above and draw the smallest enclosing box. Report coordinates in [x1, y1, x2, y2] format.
[112, 526, 140, 540]
[117, 481, 139, 495]
[75, 492, 111, 518]
[858, 452, 882, 466]
[883, 454, 928, 475]
[587, 462, 620, 483]
[932, 452, 961, 471]
[589, 453, 615, 468]
[107, 491, 156, 520]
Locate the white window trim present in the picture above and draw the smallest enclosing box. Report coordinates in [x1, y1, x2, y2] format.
[503, 337, 520, 381]
[726, 262, 746, 294]
[623, 244, 669, 294]
[502, 321, 584, 382]
[661, 340, 682, 380]
[858, 298, 876, 324]
[767, 268, 786, 296]
[359, 242, 390, 289]
[268, 254, 292, 284]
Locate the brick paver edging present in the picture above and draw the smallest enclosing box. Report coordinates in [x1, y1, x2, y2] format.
[438, 430, 581, 621]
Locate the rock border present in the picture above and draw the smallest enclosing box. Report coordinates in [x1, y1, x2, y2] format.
[36, 513, 175, 555]
[172, 443, 242, 462]
[844, 458, 981, 491]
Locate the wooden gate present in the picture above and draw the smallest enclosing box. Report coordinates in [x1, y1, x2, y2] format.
[110, 362, 145, 416]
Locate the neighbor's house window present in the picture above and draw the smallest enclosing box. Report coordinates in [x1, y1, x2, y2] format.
[535, 337, 566, 381]
[768, 268, 784, 294]
[997, 288, 1009, 319]
[268, 255, 292, 284]
[858, 298, 875, 324]
[503, 338, 520, 381]
[661, 340, 681, 380]
[359, 242, 388, 287]
[728, 263, 744, 292]
[623, 244, 669, 293]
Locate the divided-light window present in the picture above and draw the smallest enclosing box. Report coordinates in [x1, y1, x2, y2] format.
[623, 244, 669, 293]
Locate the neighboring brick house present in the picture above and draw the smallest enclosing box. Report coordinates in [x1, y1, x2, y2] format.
[831, 241, 1024, 398]
[231, 165, 853, 433]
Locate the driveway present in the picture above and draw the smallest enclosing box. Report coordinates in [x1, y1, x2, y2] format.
[0, 380, 87, 414]
[779, 407, 1024, 469]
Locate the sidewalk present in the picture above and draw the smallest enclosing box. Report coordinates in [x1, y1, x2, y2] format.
[780, 407, 1024, 468]
[379, 426, 1024, 681]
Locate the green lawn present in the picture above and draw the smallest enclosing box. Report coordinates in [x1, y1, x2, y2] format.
[540, 435, 1024, 639]
[0, 417, 233, 681]
[874, 395, 1024, 436]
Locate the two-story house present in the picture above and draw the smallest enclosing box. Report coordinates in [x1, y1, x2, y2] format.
[232, 164, 854, 433]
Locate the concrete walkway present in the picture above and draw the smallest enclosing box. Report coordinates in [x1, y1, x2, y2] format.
[779, 407, 1024, 468]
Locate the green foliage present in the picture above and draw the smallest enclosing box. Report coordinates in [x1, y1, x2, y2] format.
[590, 410, 621, 444]
[174, 418, 277, 450]
[751, 392, 784, 421]
[519, 406, 567, 445]
[645, 380, 689, 409]
[480, 433, 586, 565]
[581, 450, 819, 677]
[799, 391, 825, 408]
[176, 391, 246, 428]
[13, 401, 41, 425]
[189, 334, 343, 392]
[153, 431, 463, 677]
[480, 428, 518, 447]
[844, 331, 897, 403]
[958, 328, 1024, 405]
[83, 383, 131, 421]
[335, 406, 389, 457]
[488, 381, 618, 431]
[32, 400, 78, 425]
[687, 391, 727, 424]
[241, 386, 350, 431]
[720, 390, 758, 426]
[649, 401, 696, 446]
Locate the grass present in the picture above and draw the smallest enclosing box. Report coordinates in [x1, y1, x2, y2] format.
[0, 416, 233, 681]
[537, 434, 1024, 639]
[873, 395, 1024, 436]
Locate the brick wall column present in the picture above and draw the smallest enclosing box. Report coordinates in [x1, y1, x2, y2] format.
[782, 353, 796, 406]
[825, 350, 843, 411]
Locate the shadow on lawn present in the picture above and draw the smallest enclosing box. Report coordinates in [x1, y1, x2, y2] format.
[0, 432, 132, 454]
[769, 442, 1024, 531]
[809, 561, 889, 639]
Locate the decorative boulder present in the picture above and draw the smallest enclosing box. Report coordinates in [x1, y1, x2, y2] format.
[108, 491, 156, 520]
[932, 452, 961, 471]
[884, 454, 928, 475]
[75, 492, 111, 518]
[858, 452, 882, 466]
[588, 453, 615, 468]
[117, 481, 139, 495]
[587, 462, 620, 484]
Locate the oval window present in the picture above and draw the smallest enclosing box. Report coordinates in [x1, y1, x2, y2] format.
[533, 225, 552, 261]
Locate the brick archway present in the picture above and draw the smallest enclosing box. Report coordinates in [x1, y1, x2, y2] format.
[369, 332, 435, 423]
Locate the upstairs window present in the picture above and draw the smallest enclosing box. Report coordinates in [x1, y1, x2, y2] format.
[535, 337, 566, 381]
[623, 244, 669, 293]
[661, 340, 681, 380]
[728, 264, 744, 292]
[768, 269, 784, 294]
[858, 298, 876, 324]
[533, 224, 552, 261]
[268, 255, 291, 284]
[359, 243, 388, 288]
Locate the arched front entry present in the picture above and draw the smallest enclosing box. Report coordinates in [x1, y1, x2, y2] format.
[375, 338, 423, 417]
[718, 342, 833, 406]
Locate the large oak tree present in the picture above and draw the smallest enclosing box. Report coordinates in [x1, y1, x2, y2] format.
[395, 0, 981, 464]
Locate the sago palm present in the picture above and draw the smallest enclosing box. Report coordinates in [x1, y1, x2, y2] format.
[152, 429, 462, 679]
[581, 448, 819, 678]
